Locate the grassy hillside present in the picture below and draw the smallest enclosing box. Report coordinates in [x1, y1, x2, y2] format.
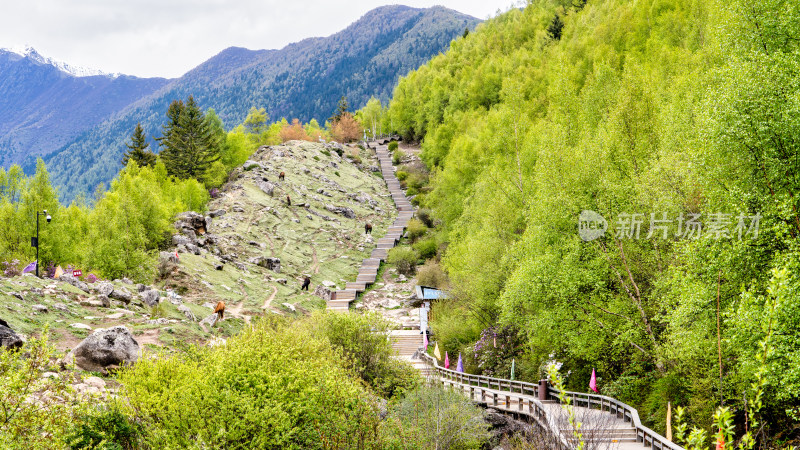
[385, 0, 800, 441]
[1, 140, 395, 352]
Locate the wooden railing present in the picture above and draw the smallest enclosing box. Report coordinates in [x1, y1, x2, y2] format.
[543, 388, 684, 450]
[419, 352, 684, 450]
[420, 353, 572, 449]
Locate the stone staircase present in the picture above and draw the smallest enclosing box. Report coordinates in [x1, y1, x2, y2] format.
[328, 139, 413, 311]
[388, 329, 429, 373]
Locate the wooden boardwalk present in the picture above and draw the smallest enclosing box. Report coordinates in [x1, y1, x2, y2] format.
[328, 138, 411, 311]
[416, 353, 683, 450]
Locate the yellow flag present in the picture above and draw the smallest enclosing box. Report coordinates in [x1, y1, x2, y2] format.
[54, 265, 64, 279]
[433, 342, 441, 360]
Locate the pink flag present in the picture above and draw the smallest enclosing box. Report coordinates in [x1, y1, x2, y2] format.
[444, 351, 450, 369]
[589, 368, 598, 393]
[423, 334, 429, 351]
[22, 261, 36, 273]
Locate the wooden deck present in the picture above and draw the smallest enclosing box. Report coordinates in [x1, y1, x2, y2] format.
[328, 139, 412, 311]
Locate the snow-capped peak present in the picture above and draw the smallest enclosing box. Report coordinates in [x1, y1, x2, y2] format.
[0, 45, 119, 78]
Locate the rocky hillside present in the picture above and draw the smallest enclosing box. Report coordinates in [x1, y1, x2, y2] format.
[0, 140, 394, 356]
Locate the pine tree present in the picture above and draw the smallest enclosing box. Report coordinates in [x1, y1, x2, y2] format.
[122, 123, 157, 167]
[158, 96, 220, 181]
[331, 96, 349, 123]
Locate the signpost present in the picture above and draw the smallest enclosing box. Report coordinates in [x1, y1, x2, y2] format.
[73, 269, 82, 277]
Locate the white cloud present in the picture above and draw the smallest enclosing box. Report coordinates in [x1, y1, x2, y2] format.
[0, 1, 518, 78]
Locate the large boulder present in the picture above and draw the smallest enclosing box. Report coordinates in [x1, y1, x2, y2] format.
[58, 274, 90, 294]
[248, 256, 281, 273]
[0, 319, 22, 350]
[140, 289, 160, 307]
[256, 180, 276, 196]
[66, 326, 139, 372]
[174, 211, 207, 236]
[109, 287, 133, 304]
[324, 204, 356, 219]
[313, 285, 332, 301]
[95, 282, 114, 297]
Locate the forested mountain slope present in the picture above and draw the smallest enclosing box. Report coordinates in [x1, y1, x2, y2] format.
[0, 48, 169, 170]
[44, 5, 479, 201]
[386, 0, 800, 441]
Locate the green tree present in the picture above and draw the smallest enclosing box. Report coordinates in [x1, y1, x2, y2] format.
[122, 122, 156, 167]
[243, 106, 268, 135]
[158, 96, 220, 182]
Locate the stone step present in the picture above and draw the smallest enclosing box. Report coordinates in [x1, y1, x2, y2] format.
[332, 290, 357, 301]
[345, 282, 367, 291]
[356, 274, 376, 283]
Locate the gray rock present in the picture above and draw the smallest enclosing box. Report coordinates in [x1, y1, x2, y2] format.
[177, 304, 196, 321]
[66, 326, 139, 372]
[256, 180, 276, 196]
[282, 302, 296, 312]
[53, 303, 70, 313]
[140, 290, 160, 307]
[96, 282, 114, 297]
[324, 204, 356, 219]
[208, 209, 226, 218]
[58, 274, 90, 293]
[313, 285, 332, 301]
[172, 234, 191, 246]
[109, 287, 133, 304]
[322, 280, 336, 288]
[136, 284, 147, 292]
[276, 278, 288, 285]
[9, 291, 23, 301]
[0, 319, 23, 350]
[215, 263, 224, 271]
[70, 323, 92, 330]
[32, 304, 48, 313]
[79, 298, 106, 308]
[200, 313, 219, 327]
[248, 256, 281, 273]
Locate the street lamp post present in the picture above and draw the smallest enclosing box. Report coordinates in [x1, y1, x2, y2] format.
[32, 210, 51, 277]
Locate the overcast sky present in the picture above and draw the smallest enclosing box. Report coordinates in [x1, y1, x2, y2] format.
[0, 1, 518, 79]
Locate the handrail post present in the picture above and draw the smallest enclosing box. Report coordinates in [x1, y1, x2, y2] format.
[538, 379, 548, 402]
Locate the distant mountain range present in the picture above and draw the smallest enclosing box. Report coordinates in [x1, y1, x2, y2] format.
[0, 5, 479, 201]
[0, 48, 169, 169]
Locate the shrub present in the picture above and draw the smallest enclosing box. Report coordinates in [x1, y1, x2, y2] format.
[321, 149, 331, 157]
[416, 208, 434, 228]
[413, 238, 437, 260]
[380, 384, 490, 449]
[396, 170, 409, 181]
[0, 333, 84, 449]
[117, 317, 382, 449]
[2, 259, 20, 277]
[388, 141, 399, 151]
[304, 311, 419, 398]
[67, 404, 143, 450]
[387, 246, 419, 276]
[416, 259, 448, 289]
[406, 218, 427, 242]
[392, 149, 405, 165]
[86, 273, 98, 283]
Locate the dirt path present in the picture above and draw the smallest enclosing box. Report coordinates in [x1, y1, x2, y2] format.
[262, 285, 278, 310]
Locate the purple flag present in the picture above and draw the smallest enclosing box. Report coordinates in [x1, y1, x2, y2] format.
[590, 368, 598, 393]
[22, 261, 36, 273]
[456, 353, 463, 373]
[444, 351, 450, 369]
